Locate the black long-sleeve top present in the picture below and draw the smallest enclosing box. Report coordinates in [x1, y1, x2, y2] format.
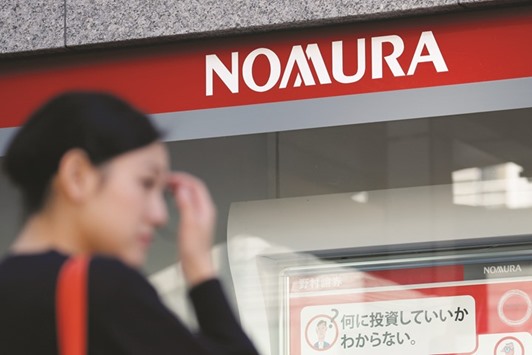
[0, 250, 258, 355]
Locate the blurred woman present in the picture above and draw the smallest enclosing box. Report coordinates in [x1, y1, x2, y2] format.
[0, 92, 258, 355]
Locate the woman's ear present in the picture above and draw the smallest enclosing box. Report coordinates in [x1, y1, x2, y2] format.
[54, 149, 100, 204]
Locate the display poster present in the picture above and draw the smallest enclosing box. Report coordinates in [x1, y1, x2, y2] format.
[286, 260, 532, 354]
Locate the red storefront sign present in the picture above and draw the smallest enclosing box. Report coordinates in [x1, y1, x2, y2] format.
[0, 6, 531, 129]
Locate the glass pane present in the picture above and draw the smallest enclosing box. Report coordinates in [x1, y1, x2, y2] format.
[1, 107, 532, 354]
[223, 107, 532, 354]
[0, 158, 23, 253]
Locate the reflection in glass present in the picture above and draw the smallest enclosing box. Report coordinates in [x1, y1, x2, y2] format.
[453, 162, 532, 209]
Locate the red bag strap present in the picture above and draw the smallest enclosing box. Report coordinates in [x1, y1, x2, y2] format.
[56, 255, 90, 355]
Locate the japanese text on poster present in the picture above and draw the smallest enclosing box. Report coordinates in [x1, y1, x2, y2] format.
[300, 295, 476, 354]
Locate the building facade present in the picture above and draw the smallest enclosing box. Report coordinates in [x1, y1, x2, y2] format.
[1, 1, 532, 354]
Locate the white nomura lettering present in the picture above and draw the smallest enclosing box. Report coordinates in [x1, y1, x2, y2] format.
[205, 30, 448, 96]
[483, 264, 523, 274]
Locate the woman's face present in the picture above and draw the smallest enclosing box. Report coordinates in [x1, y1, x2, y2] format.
[80, 142, 170, 267]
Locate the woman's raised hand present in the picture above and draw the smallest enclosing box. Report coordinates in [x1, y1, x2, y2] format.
[167, 172, 217, 287]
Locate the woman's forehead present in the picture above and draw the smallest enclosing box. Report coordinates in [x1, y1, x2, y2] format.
[115, 142, 170, 172]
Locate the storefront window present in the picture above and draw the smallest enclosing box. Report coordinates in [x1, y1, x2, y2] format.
[0, 163, 22, 254]
[1, 107, 531, 353]
[160, 107, 532, 353]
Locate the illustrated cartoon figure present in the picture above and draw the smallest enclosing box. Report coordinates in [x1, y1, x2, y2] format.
[501, 342, 514, 355]
[313, 320, 331, 350]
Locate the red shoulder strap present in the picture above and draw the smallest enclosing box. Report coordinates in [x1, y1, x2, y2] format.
[56, 255, 90, 355]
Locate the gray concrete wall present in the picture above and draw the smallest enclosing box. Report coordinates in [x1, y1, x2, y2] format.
[1, 0, 530, 57]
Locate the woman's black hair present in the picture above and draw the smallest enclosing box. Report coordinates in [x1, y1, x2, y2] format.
[2, 91, 161, 216]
